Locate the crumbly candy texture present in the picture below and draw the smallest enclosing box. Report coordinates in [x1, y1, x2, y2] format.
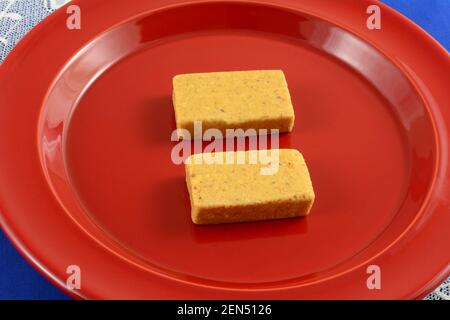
[172, 70, 295, 138]
[185, 149, 314, 225]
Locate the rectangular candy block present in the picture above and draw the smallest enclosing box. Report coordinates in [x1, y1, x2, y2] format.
[185, 149, 314, 225]
[172, 70, 295, 138]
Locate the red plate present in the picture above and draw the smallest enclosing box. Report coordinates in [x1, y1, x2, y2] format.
[0, 0, 449, 299]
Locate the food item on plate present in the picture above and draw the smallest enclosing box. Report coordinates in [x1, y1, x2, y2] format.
[185, 149, 314, 224]
[172, 70, 295, 138]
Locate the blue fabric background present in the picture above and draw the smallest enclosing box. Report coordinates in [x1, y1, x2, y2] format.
[0, 0, 449, 300]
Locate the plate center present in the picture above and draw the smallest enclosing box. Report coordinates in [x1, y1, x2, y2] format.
[63, 30, 415, 285]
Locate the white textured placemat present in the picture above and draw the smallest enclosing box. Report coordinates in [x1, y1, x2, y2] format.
[0, 0, 448, 300]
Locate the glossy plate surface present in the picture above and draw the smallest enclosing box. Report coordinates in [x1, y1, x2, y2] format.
[0, 0, 449, 299]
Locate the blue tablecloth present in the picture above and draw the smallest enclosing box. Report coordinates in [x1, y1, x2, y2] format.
[0, 0, 449, 300]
